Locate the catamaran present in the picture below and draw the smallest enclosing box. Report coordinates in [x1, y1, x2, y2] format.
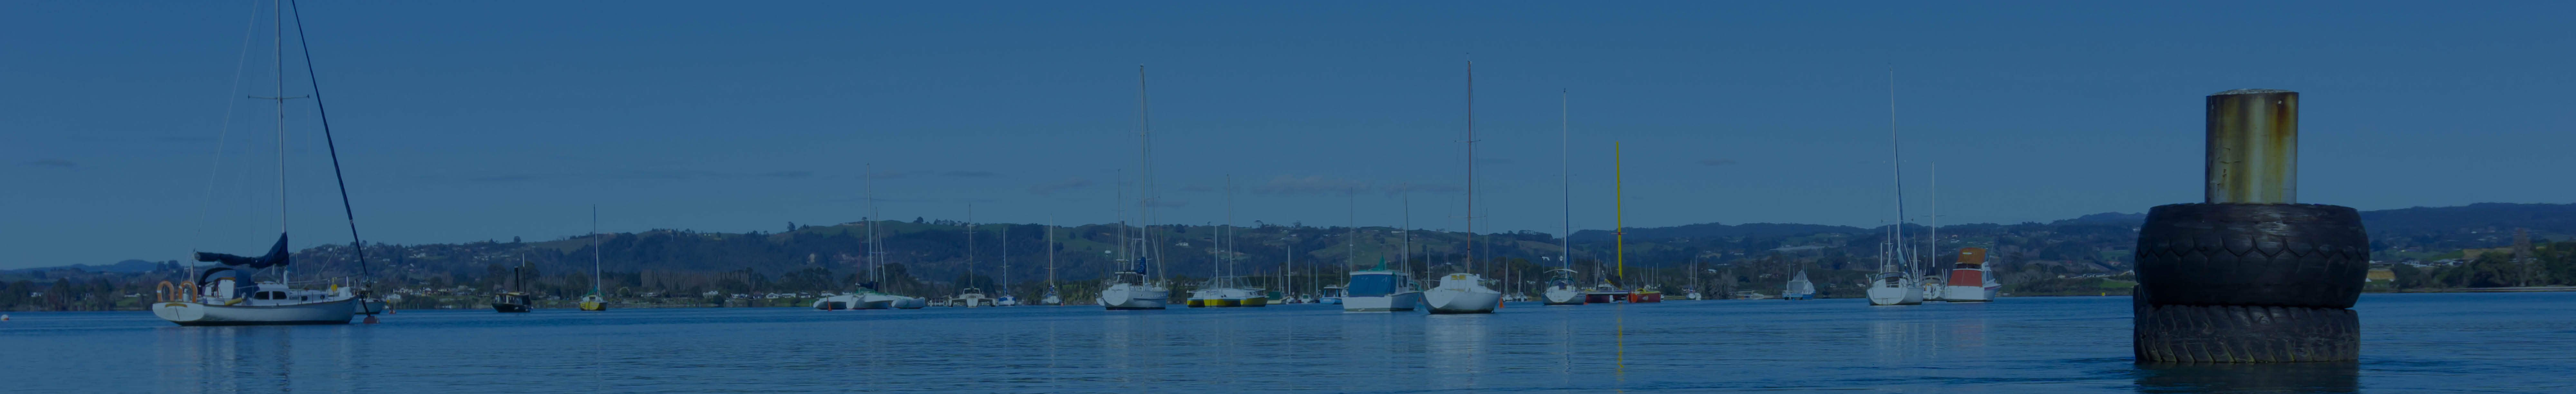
[1423, 58, 1502, 314]
[819, 168, 924, 310]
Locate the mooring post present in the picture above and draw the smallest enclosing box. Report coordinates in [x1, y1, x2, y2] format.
[2133, 89, 2366, 363]
[2204, 89, 2298, 204]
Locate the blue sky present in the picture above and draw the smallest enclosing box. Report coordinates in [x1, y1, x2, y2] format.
[5, 1, 2571, 268]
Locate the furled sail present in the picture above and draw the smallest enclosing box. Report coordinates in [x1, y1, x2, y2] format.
[195, 233, 290, 269]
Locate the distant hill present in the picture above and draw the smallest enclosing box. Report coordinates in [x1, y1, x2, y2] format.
[7, 259, 167, 274]
[2361, 203, 2576, 251]
[1570, 222, 1866, 242]
[59, 202, 2570, 301]
[2051, 212, 2146, 227]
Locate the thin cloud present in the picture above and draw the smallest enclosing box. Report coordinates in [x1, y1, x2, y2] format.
[456, 169, 817, 184]
[469, 174, 540, 183]
[1027, 177, 1093, 196]
[864, 170, 908, 179]
[1381, 182, 1463, 196]
[1250, 174, 1371, 196]
[943, 171, 1000, 178]
[24, 159, 76, 168]
[1699, 158, 1739, 166]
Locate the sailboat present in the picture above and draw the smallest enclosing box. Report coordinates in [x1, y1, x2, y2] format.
[493, 263, 533, 313]
[1683, 261, 1705, 300]
[1099, 65, 1172, 311]
[1539, 90, 1587, 307]
[1040, 220, 1063, 306]
[1866, 68, 1926, 307]
[1195, 177, 1267, 308]
[1784, 270, 1817, 300]
[948, 208, 994, 307]
[834, 166, 924, 309]
[1272, 245, 1297, 305]
[154, 0, 371, 326]
[996, 223, 1018, 307]
[580, 206, 609, 311]
[1423, 58, 1503, 315]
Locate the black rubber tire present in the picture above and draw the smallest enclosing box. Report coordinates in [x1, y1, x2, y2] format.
[2134, 303, 2358, 363]
[2134, 361, 2359, 392]
[2134, 203, 2369, 309]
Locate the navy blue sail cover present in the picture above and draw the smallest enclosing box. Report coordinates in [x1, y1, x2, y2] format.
[194, 233, 290, 269]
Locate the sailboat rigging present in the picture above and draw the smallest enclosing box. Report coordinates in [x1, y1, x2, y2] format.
[155, 0, 374, 325]
[1425, 57, 1504, 314]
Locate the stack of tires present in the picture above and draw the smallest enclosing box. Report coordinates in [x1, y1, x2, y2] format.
[2133, 203, 2367, 362]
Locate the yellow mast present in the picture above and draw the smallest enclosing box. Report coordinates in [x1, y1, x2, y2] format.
[1614, 141, 1624, 284]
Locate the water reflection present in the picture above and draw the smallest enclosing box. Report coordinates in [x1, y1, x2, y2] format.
[1425, 314, 1488, 390]
[2136, 362, 2360, 394]
[1867, 316, 1927, 365]
[49, 294, 2572, 393]
[153, 325, 372, 394]
[1613, 304, 1627, 392]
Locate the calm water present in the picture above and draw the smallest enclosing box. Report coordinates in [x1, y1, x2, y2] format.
[5, 292, 2569, 393]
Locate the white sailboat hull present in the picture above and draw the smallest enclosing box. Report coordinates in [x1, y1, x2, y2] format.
[1867, 279, 1924, 306]
[1423, 274, 1500, 314]
[855, 294, 901, 309]
[1342, 292, 1421, 312]
[1425, 288, 1501, 314]
[354, 299, 386, 315]
[1099, 285, 1169, 310]
[1542, 288, 1586, 305]
[155, 299, 356, 326]
[813, 295, 860, 310]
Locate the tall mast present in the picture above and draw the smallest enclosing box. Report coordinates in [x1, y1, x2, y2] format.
[1136, 65, 1161, 283]
[1561, 89, 1572, 271]
[866, 164, 880, 288]
[1929, 162, 1938, 272]
[1114, 169, 1126, 276]
[1615, 141, 1625, 284]
[592, 205, 600, 294]
[256, 0, 296, 284]
[1462, 57, 1478, 273]
[1047, 216, 1055, 293]
[966, 205, 974, 292]
[280, 0, 368, 282]
[1888, 66, 1912, 275]
[1002, 218, 1010, 296]
[1226, 174, 1235, 280]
